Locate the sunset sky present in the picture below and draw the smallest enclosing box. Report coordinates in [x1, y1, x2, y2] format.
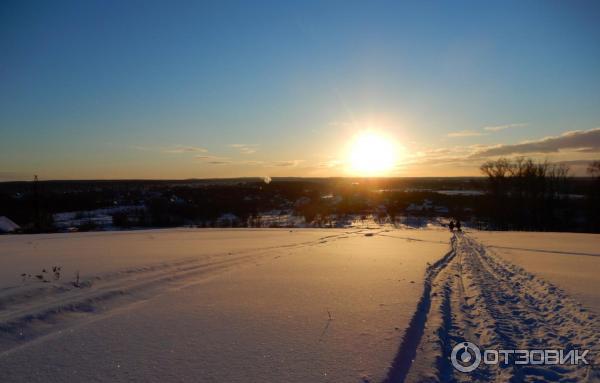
[1, 0, 599, 180]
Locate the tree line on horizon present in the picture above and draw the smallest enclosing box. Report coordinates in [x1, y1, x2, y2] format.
[480, 158, 600, 231]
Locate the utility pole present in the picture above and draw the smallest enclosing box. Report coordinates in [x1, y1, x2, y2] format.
[33, 175, 40, 231]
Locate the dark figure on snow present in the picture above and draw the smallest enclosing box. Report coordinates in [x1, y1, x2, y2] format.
[448, 220, 455, 232]
[456, 220, 462, 232]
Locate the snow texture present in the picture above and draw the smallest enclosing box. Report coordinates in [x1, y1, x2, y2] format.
[1, 228, 598, 382]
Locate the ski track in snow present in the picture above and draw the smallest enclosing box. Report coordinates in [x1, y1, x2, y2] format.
[386, 232, 600, 383]
[0, 230, 368, 356]
[1, 229, 598, 383]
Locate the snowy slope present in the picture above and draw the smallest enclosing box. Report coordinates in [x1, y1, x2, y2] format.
[471, 231, 600, 313]
[397, 232, 600, 383]
[2, 228, 598, 382]
[0, 228, 450, 382]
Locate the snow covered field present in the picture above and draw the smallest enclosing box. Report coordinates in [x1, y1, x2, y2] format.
[404, 231, 600, 383]
[0, 228, 449, 382]
[0, 228, 598, 382]
[471, 231, 600, 313]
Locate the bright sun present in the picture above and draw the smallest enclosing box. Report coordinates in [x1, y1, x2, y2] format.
[347, 131, 400, 176]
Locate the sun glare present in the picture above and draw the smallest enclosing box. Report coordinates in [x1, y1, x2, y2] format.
[347, 131, 400, 176]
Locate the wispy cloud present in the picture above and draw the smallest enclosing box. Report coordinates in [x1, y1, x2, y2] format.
[195, 155, 231, 165]
[229, 144, 258, 154]
[239, 160, 265, 166]
[447, 130, 486, 138]
[268, 160, 304, 167]
[196, 155, 304, 167]
[401, 127, 600, 176]
[471, 128, 600, 157]
[163, 145, 208, 154]
[483, 122, 528, 132]
[207, 161, 231, 165]
[448, 123, 528, 138]
[317, 159, 344, 168]
[194, 155, 229, 161]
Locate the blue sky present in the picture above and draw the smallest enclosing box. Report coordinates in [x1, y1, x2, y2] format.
[1, 0, 599, 179]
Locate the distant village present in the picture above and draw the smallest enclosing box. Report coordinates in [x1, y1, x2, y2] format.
[1, 178, 476, 233]
[1, 162, 599, 234]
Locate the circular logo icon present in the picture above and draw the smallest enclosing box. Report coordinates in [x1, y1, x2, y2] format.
[451, 341, 481, 373]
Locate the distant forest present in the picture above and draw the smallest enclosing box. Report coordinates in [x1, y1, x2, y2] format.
[1, 159, 599, 233]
